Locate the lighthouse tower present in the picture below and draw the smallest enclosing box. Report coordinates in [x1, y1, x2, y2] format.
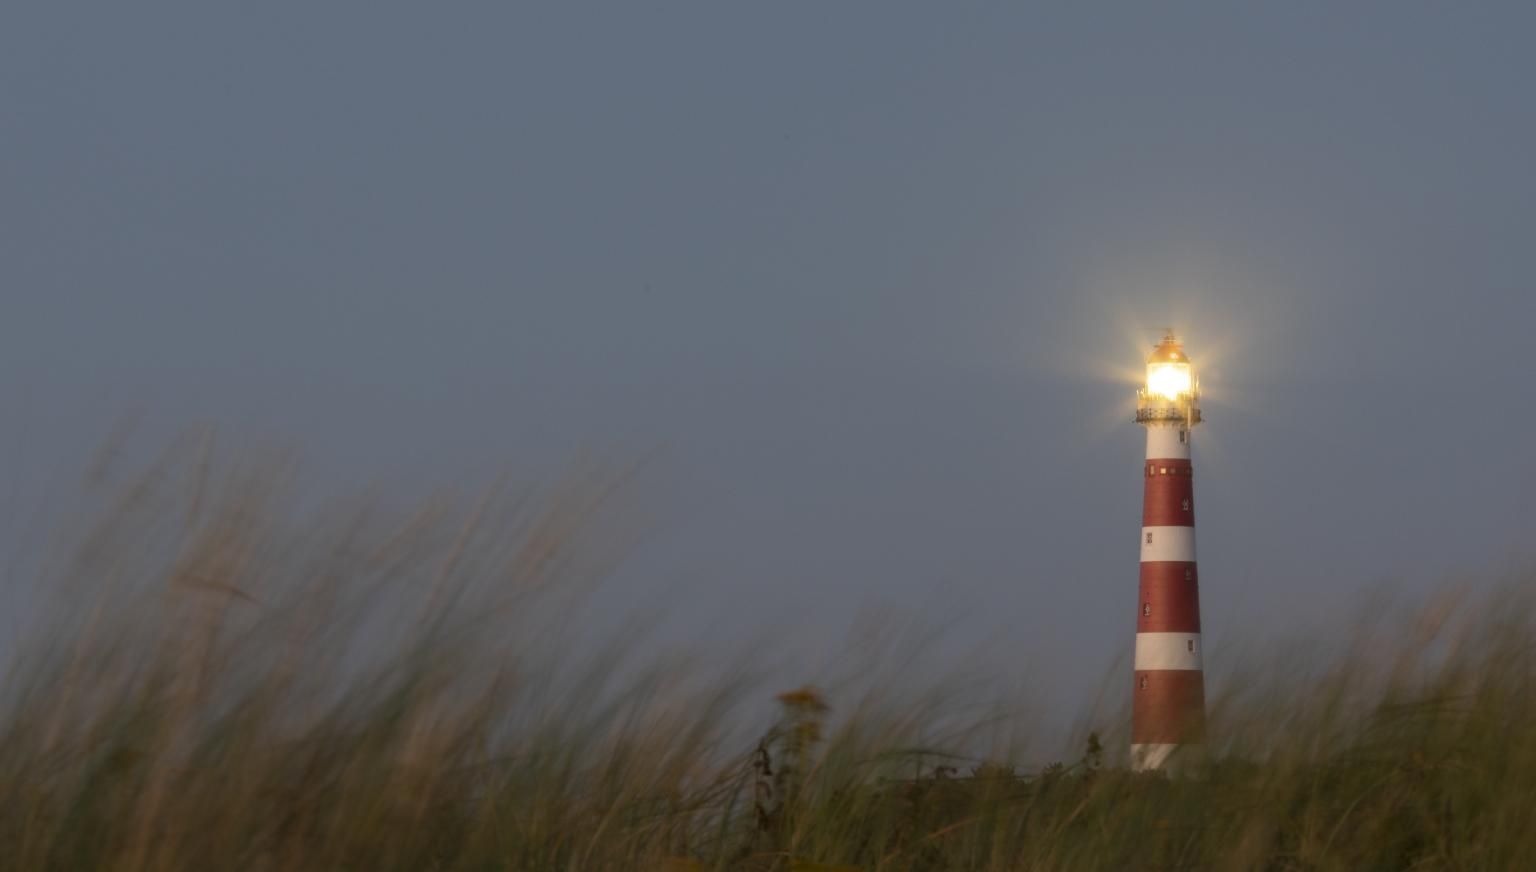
[1132, 332, 1206, 772]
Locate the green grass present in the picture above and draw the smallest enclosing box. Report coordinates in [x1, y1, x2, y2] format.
[2, 441, 1534, 870]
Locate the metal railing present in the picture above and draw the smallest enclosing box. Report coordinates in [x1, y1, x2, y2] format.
[1135, 390, 1203, 424]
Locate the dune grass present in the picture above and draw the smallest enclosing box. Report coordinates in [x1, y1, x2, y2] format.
[1, 441, 1534, 870]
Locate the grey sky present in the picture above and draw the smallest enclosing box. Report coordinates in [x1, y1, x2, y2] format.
[4, 4, 1535, 724]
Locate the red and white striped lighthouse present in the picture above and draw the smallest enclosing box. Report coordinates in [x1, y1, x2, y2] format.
[1131, 332, 1206, 772]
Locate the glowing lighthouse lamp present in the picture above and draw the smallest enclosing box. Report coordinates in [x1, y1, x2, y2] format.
[1131, 333, 1206, 773]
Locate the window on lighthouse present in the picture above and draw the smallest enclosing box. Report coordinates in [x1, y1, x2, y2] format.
[1138, 676, 1148, 690]
[1182, 498, 1190, 512]
[1142, 603, 1151, 617]
[1146, 532, 1153, 544]
[1187, 639, 1196, 653]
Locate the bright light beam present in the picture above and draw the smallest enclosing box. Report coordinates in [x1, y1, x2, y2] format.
[1147, 362, 1193, 401]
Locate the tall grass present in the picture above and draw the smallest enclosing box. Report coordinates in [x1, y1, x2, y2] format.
[2, 439, 1534, 870]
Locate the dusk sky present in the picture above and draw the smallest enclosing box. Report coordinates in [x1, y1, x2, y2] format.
[3, 5, 1535, 721]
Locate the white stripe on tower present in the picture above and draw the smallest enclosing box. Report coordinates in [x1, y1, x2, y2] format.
[1144, 425, 1191, 460]
[1139, 527, 1195, 563]
[1134, 633, 1203, 670]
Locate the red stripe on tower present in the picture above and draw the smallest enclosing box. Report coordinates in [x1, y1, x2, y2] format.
[1131, 332, 1206, 773]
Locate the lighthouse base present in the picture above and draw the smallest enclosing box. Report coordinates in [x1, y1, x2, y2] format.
[1131, 742, 1205, 775]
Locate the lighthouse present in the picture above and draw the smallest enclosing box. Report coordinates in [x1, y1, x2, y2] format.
[1132, 332, 1206, 772]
